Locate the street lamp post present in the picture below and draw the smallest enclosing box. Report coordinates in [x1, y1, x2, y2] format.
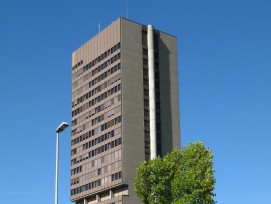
[55, 122, 69, 204]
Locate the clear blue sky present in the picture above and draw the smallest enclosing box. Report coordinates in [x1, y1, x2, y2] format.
[0, 0, 271, 203]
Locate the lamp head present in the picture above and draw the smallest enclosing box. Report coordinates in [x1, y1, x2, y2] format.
[56, 122, 69, 133]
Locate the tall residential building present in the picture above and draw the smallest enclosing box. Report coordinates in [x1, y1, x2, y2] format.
[70, 18, 180, 204]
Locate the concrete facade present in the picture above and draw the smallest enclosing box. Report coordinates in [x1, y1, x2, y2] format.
[70, 18, 180, 204]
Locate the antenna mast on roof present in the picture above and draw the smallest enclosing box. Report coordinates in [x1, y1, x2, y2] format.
[98, 21, 101, 33]
[126, 0, 129, 19]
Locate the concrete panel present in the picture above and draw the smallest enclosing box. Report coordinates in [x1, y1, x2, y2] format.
[120, 18, 145, 204]
[158, 32, 180, 154]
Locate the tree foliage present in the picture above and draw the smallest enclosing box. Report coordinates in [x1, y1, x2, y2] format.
[134, 142, 215, 204]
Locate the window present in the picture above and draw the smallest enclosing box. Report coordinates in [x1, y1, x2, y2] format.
[142, 31, 147, 45]
[143, 48, 148, 56]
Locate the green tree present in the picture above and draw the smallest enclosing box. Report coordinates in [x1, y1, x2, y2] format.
[134, 142, 215, 204]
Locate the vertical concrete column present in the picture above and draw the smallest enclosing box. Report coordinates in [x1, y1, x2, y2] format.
[109, 190, 113, 198]
[96, 194, 100, 203]
[147, 25, 157, 159]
